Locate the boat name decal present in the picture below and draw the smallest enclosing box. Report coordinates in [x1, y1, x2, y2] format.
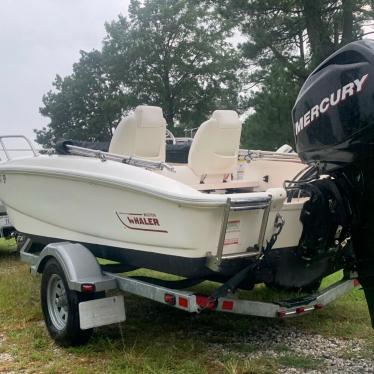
[116, 212, 168, 233]
[294, 73, 369, 136]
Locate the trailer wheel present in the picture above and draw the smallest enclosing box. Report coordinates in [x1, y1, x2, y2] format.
[41, 258, 94, 346]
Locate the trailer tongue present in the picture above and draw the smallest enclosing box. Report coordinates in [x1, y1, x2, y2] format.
[293, 39, 374, 327]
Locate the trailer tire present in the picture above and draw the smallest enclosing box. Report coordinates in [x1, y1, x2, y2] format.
[41, 258, 96, 346]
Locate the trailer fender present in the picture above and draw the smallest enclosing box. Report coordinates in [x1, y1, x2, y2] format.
[32, 242, 117, 292]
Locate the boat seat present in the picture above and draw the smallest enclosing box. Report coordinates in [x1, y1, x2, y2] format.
[188, 110, 242, 181]
[109, 105, 167, 162]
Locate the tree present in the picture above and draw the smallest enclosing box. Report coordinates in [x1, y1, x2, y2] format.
[217, 0, 374, 149]
[241, 65, 299, 150]
[36, 50, 131, 146]
[36, 0, 242, 146]
[103, 0, 241, 129]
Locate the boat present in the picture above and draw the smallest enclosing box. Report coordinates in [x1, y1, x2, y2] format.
[0, 106, 348, 291]
[3, 40, 374, 296]
[0, 200, 13, 239]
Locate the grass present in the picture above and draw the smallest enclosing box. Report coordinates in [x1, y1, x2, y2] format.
[0, 238, 373, 373]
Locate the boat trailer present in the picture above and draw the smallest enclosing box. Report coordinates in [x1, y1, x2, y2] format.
[20, 239, 359, 346]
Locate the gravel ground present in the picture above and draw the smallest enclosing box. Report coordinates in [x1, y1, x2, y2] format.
[203, 326, 374, 373]
[0, 333, 16, 372]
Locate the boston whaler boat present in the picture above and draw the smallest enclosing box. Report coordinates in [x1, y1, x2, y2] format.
[1, 40, 374, 346]
[0, 109, 330, 289]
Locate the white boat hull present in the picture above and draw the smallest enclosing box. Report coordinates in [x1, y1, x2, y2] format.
[0, 155, 305, 277]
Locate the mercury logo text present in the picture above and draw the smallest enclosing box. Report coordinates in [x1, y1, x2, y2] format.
[295, 73, 369, 136]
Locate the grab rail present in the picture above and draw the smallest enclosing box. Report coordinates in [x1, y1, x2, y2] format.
[0, 135, 39, 161]
[239, 149, 300, 161]
[65, 144, 175, 172]
[206, 196, 272, 271]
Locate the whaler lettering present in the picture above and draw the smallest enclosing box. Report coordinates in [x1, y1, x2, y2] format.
[295, 73, 369, 136]
[127, 216, 160, 226]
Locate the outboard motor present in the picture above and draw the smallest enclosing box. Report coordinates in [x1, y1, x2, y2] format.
[293, 39, 374, 327]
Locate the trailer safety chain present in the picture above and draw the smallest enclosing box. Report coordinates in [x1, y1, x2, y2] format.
[259, 213, 285, 261]
[198, 214, 285, 312]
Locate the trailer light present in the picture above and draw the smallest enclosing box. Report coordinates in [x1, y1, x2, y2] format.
[81, 284, 95, 293]
[314, 303, 324, 310]
[277, 310, 287, 318]
[178, 297, 189, 308]
[164, 294, 176, 305]
[353, 279, 360, 287]
[296, 307, 305, 314]
[222, 300, 234, 311]
[195, 295, 217, 310]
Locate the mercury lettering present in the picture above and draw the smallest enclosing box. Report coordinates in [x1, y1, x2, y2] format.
[295, 74, 369, 136]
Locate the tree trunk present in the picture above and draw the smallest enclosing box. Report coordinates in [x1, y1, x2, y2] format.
[302, 0, 334, 66]
[340, 0, 354, 46]
[298, 30, 305, 64]
[165, 110, 174, 127]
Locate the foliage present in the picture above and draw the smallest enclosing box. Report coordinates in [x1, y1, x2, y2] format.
[241, 65, 299, 150]
[36, 0, 241, 146]
[104, 0, 241, 128]
[217, 0, 374, 149]
[36, 0, 374, 150]
[36, 50, 129, 146]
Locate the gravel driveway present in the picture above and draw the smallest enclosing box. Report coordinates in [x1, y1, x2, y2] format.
[204, 325, 374, 373]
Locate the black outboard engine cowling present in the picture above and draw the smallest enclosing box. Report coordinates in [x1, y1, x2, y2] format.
[293, 40, 374, 327]
[293, 40, 374, 169]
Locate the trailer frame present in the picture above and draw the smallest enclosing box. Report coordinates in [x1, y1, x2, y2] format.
[20, 239, 360, 345]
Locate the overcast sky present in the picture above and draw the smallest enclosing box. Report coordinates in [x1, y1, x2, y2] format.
[0, 0, 130, 146]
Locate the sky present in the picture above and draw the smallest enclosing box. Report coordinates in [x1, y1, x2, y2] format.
[0, 0, 130, 147]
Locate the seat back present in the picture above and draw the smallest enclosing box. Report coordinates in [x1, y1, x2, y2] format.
[109, 105, 166, 161]
[188, 110, 242, 177]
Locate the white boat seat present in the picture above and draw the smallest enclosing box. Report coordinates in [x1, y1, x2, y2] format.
[109, 105, 167, 162]
[188, 110, 242, 179]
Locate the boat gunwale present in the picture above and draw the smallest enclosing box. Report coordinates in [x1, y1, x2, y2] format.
[0, 164, 275, 208]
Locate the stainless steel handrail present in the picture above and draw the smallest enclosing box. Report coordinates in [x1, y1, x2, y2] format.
[239, 149, 300, 161]
[65, 144, 175, 172]
[0, 135, 38, 160]
[206, 196, 273, 271]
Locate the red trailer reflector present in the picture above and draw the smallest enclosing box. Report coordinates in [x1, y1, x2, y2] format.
[296, 307, 305, 314]
[195, 295, 217, 310]
[278, 310, 287, 318]
[178, 297, 189, 308]
[314, 303, 324, 310]
[353, 279, 360, 287]
[81, 284, 95, 293]
[164, 294, 176, 305]
[222, 300, 234, 311]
